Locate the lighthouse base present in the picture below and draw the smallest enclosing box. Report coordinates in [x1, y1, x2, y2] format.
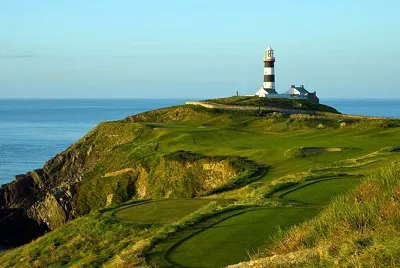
[255, 86, 278, 97]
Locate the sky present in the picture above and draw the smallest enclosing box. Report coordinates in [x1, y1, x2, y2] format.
[1, 0, 400, 99]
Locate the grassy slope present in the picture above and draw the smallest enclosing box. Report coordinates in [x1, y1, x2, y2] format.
[1, 102, 400, 267]
[264, 165, 400, 267]
[0, 211, 148, 268]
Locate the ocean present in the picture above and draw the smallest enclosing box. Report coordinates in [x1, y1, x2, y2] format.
[323, 99, 400, 118]
[0, 98, 400, 186]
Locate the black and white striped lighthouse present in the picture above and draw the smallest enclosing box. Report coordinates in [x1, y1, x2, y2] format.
[263, 47, 277, 93]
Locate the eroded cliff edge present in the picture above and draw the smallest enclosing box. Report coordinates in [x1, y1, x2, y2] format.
[0, 106, 266, 246]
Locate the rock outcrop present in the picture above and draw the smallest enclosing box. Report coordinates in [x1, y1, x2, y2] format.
[0, 160, 80, 245]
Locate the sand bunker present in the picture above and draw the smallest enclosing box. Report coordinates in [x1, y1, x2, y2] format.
[303, 147, 342, 153]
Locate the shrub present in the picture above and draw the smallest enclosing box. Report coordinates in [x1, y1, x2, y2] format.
[269, 112, 284, 119]
[289, 114, 315, 121]
[163, 150, 205, 162]
[284, 147, 307, 158]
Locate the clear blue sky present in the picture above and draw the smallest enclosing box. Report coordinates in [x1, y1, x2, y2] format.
[1, 0, 399, 99]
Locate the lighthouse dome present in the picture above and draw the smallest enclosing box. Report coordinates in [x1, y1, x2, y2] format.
[266, 46, 273, 50]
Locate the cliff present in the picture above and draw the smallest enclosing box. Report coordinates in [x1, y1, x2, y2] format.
[0, 110, 266, 246]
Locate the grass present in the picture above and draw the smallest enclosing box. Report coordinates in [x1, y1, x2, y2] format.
[108, 202, 252, 267]
[2, 101, 400, 267]
[281, 177, 361, 205]
[167, 207, 319, 268]
[112, 199, 212, 224]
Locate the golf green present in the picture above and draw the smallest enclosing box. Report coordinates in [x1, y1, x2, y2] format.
[282, 177, 360, 205]
[113, 199, 210, 224]
[167, 207, 318, 268]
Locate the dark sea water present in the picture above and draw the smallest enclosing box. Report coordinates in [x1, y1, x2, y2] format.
[324, 99, 400, 118]
[0, 98, 399, 186]
[0, 99, 185, 185]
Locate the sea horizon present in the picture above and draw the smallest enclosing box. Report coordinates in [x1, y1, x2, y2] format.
[1, 97, 400, 100]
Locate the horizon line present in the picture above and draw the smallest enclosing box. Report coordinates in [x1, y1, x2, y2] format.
[1, 97, 400, 101]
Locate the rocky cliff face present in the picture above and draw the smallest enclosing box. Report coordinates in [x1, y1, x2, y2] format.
[0, 170, 52, 245]
[0, 119, 265, 246]
[0, 122, 141, 245]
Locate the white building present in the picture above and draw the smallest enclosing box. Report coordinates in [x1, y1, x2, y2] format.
[255, 86, 278, 97]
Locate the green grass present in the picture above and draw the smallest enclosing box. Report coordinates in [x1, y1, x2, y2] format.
[2, 103, 400, 267]
[167, 207, 319, 268]
[112, 199, 212, 224]
[281, 177, 361, 205]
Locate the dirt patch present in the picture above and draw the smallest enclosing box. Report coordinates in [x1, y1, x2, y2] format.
[103, 168, 136, 178]
[303, 147, 342, 153]
[390, 147, 400, 153]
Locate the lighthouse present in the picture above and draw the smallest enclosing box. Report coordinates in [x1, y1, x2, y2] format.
[253, 46, 319, 102]
[263, 47, 277, 93]
[255, 46, 278, 97]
